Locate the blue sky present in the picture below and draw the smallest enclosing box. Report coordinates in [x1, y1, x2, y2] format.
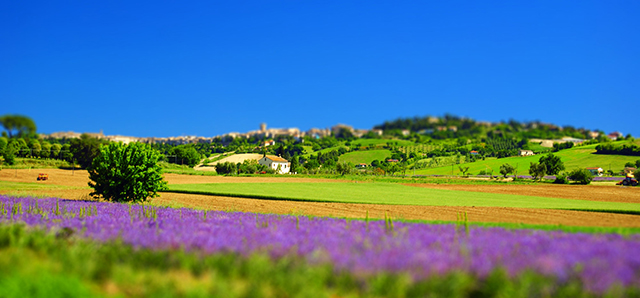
[2, 1, 639, 137]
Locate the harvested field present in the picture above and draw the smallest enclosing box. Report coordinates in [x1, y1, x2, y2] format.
[2, 169, 640, 227]
[404, 183, 640, 204]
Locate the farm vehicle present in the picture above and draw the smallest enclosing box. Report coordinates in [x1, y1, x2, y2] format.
[617, 177, 638, 186]
[37, 173, 48, 181]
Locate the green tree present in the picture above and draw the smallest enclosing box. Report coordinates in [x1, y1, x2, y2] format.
[14, 138, 28, 157]
[88, 142, 167, 203]
[69, 134, 105, 168]
[529, 162, 547, 181]
[290, 156, 302, 174]
[458, 166, 470, 176]
[28, 139, 41, 158]
[0, 137, 6, 155]
[625, 162, 635, 168]
[568, 168, 593, 185]
[50, 143, 62, 159]
[336, 161, 354, 176]
[304, 159, 319, 171]
[61, 143, 73, 161]
[0, 115, 36, 138]
[215, 161, 237, 175]
[170, 145, 202, 167]
[499, 163, 515, 178]
[40, 141, 52, 159]
[538, 153, 565, 176]
[634, 169, 640, 181]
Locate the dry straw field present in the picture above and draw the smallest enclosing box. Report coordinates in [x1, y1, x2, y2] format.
[2, 169, 639, 228]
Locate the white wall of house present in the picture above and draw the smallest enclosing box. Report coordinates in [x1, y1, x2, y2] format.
[258, 156, 291, 174]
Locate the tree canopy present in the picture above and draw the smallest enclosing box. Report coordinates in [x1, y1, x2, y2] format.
[538, 153, 565, 176]
[0, 115, 36, 138]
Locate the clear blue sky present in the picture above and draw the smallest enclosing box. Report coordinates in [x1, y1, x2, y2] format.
[2, 1, 638, 137]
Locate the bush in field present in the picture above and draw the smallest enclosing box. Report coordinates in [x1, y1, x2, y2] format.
[553, 173, 569, 184]
[529, 162, 546, 181]
[634, 169, 640, 180]
[215, 161, 237, 175]
[88, 142, 167, 203]
[568, 168, 593, 185]
[499, 163, 515, 178]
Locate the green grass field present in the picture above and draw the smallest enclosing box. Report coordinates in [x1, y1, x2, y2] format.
[166, 182, 640, 213]
[338, 149, 392, 165]
[413, 141, 640, 176]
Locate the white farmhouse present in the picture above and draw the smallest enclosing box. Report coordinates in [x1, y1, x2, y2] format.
[518, 150, 535, 156]
[258, 155, 291, 174]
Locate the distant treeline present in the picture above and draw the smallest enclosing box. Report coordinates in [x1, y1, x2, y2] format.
[373, 114, 593, 140]
[595, 143, 640, 156]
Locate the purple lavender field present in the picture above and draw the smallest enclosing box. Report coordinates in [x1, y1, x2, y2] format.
[1, 195, 639, 294]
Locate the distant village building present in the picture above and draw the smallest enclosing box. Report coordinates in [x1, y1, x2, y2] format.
[470, 150, 479, 155]
[258, 155, 291, 174]
[518, 150, 534, 156]
[608, 132, 624, 140]
[262, 140, 275, 147]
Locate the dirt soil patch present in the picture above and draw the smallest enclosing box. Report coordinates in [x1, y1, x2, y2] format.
[403, 183, 640, 204]
[2, 169, 640, 228]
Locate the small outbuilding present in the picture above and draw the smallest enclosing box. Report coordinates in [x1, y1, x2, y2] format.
[586, 167, 604, 176]
[518, 150, 534, 156]
[258, 155, 291, 174]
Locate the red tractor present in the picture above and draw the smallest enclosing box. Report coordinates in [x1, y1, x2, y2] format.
[37, 173, 48, 181]
[617, 177, 638, 186]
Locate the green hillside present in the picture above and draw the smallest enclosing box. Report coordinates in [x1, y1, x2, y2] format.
[351, 139, 416, 147]
[413, 141, 640, 176]
[339, 149, 392, 165]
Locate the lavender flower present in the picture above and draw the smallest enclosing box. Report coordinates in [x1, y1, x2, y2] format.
[1, 195, 638, 294]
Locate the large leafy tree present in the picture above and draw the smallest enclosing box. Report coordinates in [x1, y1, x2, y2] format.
[538, 153, 565, 176]
[0, 115, 36, 138]
[500, 163, 515, 178]
[88, 142, 167, 203]
[529, 162, 547, 181]
[169, 145, 202, 167]
[69, 134, 106, 168]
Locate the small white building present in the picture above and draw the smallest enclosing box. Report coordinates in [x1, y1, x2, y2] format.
[258, 155, 291, 174]
[518, 150, 535, 156]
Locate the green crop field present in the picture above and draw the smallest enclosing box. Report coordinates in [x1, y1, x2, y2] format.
[166, 182, 640, 213]
[413, 141, 640, 176]
[338, 149, 392, 165]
